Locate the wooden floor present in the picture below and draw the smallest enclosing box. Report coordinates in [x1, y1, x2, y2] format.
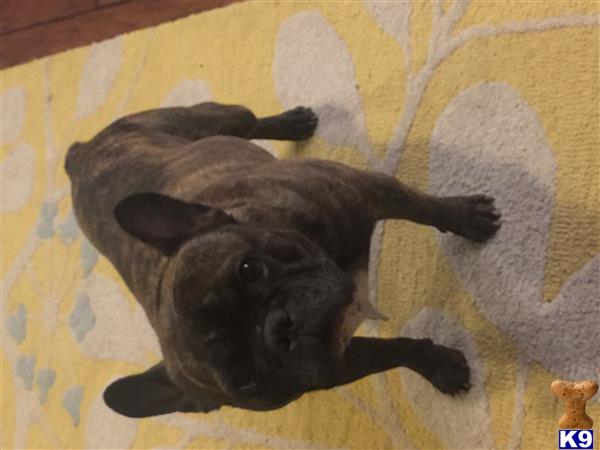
[0, 0, 237, 70]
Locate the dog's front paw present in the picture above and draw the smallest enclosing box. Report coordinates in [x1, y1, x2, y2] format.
[277, 106, 319, 140]
[441, 195, 501, 243]
[417, 344, 471, 395]
[429, 345, 471, 395]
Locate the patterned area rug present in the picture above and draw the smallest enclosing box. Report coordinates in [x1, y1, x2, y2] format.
[1, 2, 598, 449]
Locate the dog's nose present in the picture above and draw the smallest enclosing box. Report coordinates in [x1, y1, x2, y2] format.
[264, 309, 294, 353]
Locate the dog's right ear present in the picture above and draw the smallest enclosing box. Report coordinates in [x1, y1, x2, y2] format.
[103, 362, 220, 417]
[114, 192, 235, 256]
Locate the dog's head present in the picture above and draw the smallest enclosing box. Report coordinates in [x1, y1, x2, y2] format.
[103, 192, 354, 417]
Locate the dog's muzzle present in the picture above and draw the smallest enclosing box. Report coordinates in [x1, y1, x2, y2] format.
[258, 276, 353, 358]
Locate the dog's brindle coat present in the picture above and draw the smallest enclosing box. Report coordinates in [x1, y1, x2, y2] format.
[66, 103, 501, 417]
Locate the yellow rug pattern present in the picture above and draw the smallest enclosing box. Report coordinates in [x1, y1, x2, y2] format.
[1, 1, 599, 449]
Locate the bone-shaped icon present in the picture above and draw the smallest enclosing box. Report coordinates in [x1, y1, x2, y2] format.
[551, 379, 598, 429]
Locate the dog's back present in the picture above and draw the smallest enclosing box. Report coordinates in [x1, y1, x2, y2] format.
[65, 103, 376, 321]
[66, 119, 274, 318]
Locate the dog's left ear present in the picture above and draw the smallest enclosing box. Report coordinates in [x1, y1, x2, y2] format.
[114, 192, 235, 255]
[103, 362, 220, 417]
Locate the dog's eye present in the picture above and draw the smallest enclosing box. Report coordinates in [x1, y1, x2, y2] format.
[237, 258, 268, 284]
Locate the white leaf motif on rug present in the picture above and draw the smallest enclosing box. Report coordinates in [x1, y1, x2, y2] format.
[401, 307, 494, 450]
[84, 392, 137, 449]
[1, 143, 35, 213]
[76, 37, 123, 119]
[363, 0, 411, 56]
[160, 79, 213, 108]
[1, 86, 26, 144]
[273, 11, 373, 163]
[429, 81, 599, 380]
[76, 273, 161, 364]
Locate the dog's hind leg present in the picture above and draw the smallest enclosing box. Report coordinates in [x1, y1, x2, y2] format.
[105, 103, 318, 143]
[107, 102, 259, 142]
[248, 106, 319, 141]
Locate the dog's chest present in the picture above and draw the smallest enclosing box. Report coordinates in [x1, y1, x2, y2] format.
[340, 269, 389, 344]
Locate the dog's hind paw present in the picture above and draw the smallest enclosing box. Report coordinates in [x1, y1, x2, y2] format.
[277, 106, 319, 141]
[254, 106, 318, 141]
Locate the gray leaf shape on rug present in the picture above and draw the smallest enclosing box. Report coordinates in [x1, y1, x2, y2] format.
[273, 11, 373, 164]
[401, 308, 494, 450]
[160, 79, 212, 108]
[429, 81, 599, 382]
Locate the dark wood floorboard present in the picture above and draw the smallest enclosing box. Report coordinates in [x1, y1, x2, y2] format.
[0, 0, 238, 69]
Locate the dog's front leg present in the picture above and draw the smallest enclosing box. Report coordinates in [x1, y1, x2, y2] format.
[363, 172, 501, 242]
[331, 337, 470, 394]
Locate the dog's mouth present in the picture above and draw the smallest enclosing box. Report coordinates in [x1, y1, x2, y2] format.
[257, 271, 390, 363]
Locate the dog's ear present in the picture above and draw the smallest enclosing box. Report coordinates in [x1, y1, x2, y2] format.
[114, 192, 235, 255]
[103, 362, 220, 417]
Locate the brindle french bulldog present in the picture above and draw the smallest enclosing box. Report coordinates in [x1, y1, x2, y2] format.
[65, 102, 501, 417]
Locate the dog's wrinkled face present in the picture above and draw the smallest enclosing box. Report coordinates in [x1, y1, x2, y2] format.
[104, 192, 354, 417]
[165, 225, 354, 411]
